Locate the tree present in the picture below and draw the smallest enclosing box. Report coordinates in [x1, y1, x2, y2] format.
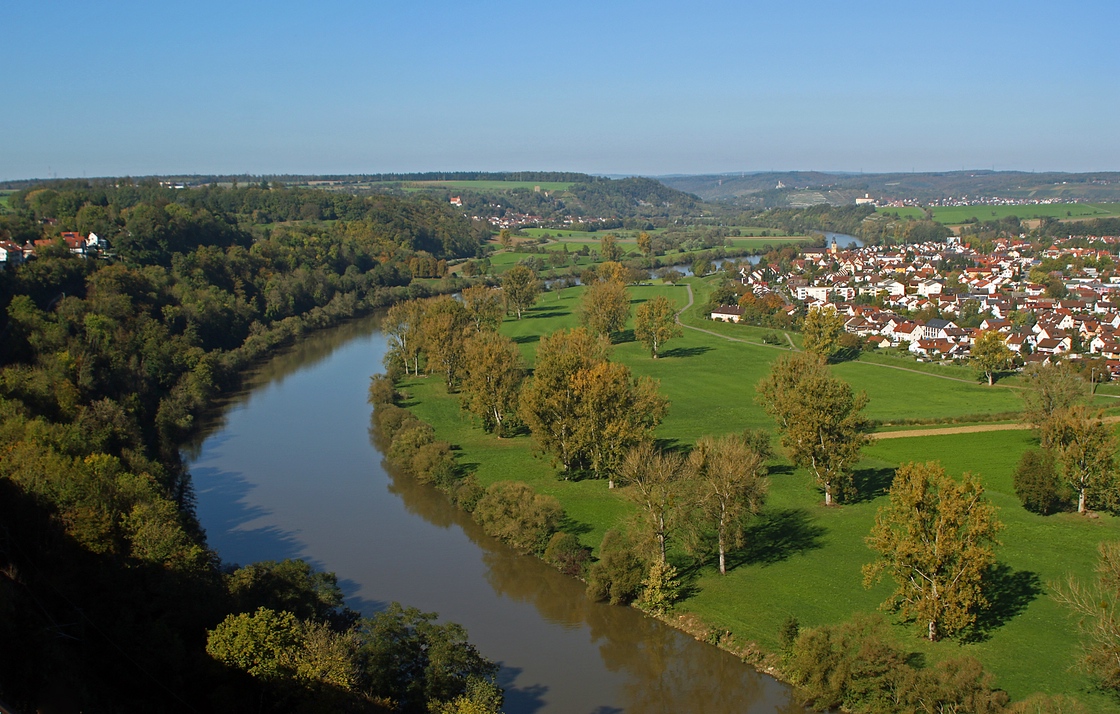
[502, 264, 540, 319]
[571, 361, 668, 486]
[1021, 362, 1086, 444]
[801, 305, 845, 360]
[586, 528, 647, 605]
[519, 328, 611, 473]
[1053, 541, 1120, 692]
[634, 295, 681, 358]
[577, 279, 630, 339]
[756, 352, 870, 505]
[971, 330, 1014, 386]
[691, 256, 712, 277]
[498, 228, 512, 249]
[1012, 448, 1067, 515]
[689, 434, 769, 575]
[460, 331, 525, 436]
[461, 285, 504, 332]
[619, 441, 687, 564]
[863, 461, 1002, 642]
[637, 231, 653, 266]
[421, 296, 470, 389]
[472, 481, 563, 555]
[384, 299, 425, 375]
[600, 233, 622, 262]
[1045, 405, 1117, 513]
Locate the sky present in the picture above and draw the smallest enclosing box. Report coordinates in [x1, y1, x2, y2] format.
[4, 0, 1119, 179]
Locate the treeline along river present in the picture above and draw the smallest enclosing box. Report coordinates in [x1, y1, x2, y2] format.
[185, 312, 802, 713]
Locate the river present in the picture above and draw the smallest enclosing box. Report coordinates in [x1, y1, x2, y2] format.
[185, 313, 801, 713]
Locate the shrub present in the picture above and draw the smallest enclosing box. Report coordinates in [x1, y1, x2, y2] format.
[472, 481, 563, 555]
[1012, 448, 1068, 515]
[411, 441, 456, 486]
[586, 529, 646, 605]
[450, 475, 484, 513]
[636, 560, 681, 615]
[386, 422, 435, 471]
[368, 374, 398, 406]
[543, 532, 591, 577]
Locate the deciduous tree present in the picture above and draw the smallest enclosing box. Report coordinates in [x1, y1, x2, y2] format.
[571, 361, 667, 486]
[619, 441, 687, 564]
[1021, 363, 1086, 444]
[634, 295, 681, 358]
[600, 233, 622, 262]
[421, 296, 470, 389]
[802, 305, 846, 360]
[519, 328, 611, 473]
[1053, 541, 1120, 692]
[971, 330, 1014, 386]
[578, 279, 631, 339]
[460, 330, 525, 436]
[863, 461, 1002, 642]
[384, 299, 425, 375]
[1045, 405, 1117, 513]
[756, 352, 869, 505]
[689, 434, 769, 574]
[501, 265, 540, 319]
[461, 285, 504, 333]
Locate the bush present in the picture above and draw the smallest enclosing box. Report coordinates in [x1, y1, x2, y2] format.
[386, 422, 435, 471]
[636, 560, 681, 615]
[543, 532, 591, 577]
[1012, 448, 1068, 515]
[472, 481, 564, 555]
[449, 475, 484, 513]
[411, 441, 457, 487]
[762, 331, 784, 345]
[785, 614, 1009, 713]
[368, 374, 398, 406]
[586, 529, 646, 605]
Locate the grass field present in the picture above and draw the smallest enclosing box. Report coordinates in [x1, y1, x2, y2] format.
[877, 203, 1120, 225]
[393, 276, 1120, 707]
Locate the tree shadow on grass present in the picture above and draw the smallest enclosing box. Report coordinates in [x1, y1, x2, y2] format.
[527, 310, 566, 320]
[558, 515, 594, 538]
[767, 464, 795, 478]
[964, 562, 1043, 643]
[512, 334, 541, 345]
[730, 507, 828, 568]
[660, 346, 713, 359]
[847, 466, 897, 504]
[613, 329, 636, 344]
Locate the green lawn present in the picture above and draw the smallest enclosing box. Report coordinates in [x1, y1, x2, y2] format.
[395, 280, 1120, 708]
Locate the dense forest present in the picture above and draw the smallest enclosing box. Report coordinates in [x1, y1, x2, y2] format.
[0, 182, 503, 712]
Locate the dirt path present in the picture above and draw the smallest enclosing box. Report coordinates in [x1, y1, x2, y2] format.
[873, 415, 1120, 440]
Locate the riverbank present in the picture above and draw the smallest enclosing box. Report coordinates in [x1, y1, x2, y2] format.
[390, 279, 1120, 711]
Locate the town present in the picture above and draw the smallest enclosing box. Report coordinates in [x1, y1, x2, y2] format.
[714, 232, 1120, 377]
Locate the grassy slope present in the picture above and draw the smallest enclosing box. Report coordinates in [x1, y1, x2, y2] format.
[399, 279, 1120, 708]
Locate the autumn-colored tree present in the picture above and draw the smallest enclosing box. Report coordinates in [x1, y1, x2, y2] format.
[498, 228, 512, 249]
[577, 279, 630, 339]
[461, 285, 504, 333]
[802, 305, 846, 360]
[864, 461, 1002, 641]
[971, 330, 1015, 386]
[501, 264, 540, 319]
[634, 295, 681, 358]
[619, 441, 687, 564]
[571, 361, 668, 487]
[596, 260, 628, 285]
[384, 299, 425, 375]
[1045, 405, 1117, 513]
[421, 295, 470, 389]
[689, 434, 769, 575]
[460, 331, 525, 436]
[756, 352, 870, 505]
[519, 328, 611, 473]
[600, 233, 623, 262]
[637, 231, 653, 266]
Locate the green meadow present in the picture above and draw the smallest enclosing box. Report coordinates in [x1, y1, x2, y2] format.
[877, 203, 1120, 224]
[397, 278, 1120, 708]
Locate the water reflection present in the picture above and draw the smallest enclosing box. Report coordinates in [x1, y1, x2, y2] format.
[189, 312, 802, 713]
[383, 458, 800, 713]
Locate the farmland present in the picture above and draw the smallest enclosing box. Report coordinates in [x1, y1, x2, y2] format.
[877, 202, 1120, 225]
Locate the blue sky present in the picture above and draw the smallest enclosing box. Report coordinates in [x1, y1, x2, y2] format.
[4, 0, 1118, 179]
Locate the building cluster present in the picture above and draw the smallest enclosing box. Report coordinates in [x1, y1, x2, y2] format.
[0, 232, 106, 268]
[714, 233, 1120, 377]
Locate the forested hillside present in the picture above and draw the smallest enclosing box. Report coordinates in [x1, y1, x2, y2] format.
[0, 183, 501, 713]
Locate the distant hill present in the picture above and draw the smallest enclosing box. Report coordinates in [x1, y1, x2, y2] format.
[659, 171, 1120, 206]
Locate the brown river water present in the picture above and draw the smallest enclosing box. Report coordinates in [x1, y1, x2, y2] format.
[185, 313, 802, 713]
